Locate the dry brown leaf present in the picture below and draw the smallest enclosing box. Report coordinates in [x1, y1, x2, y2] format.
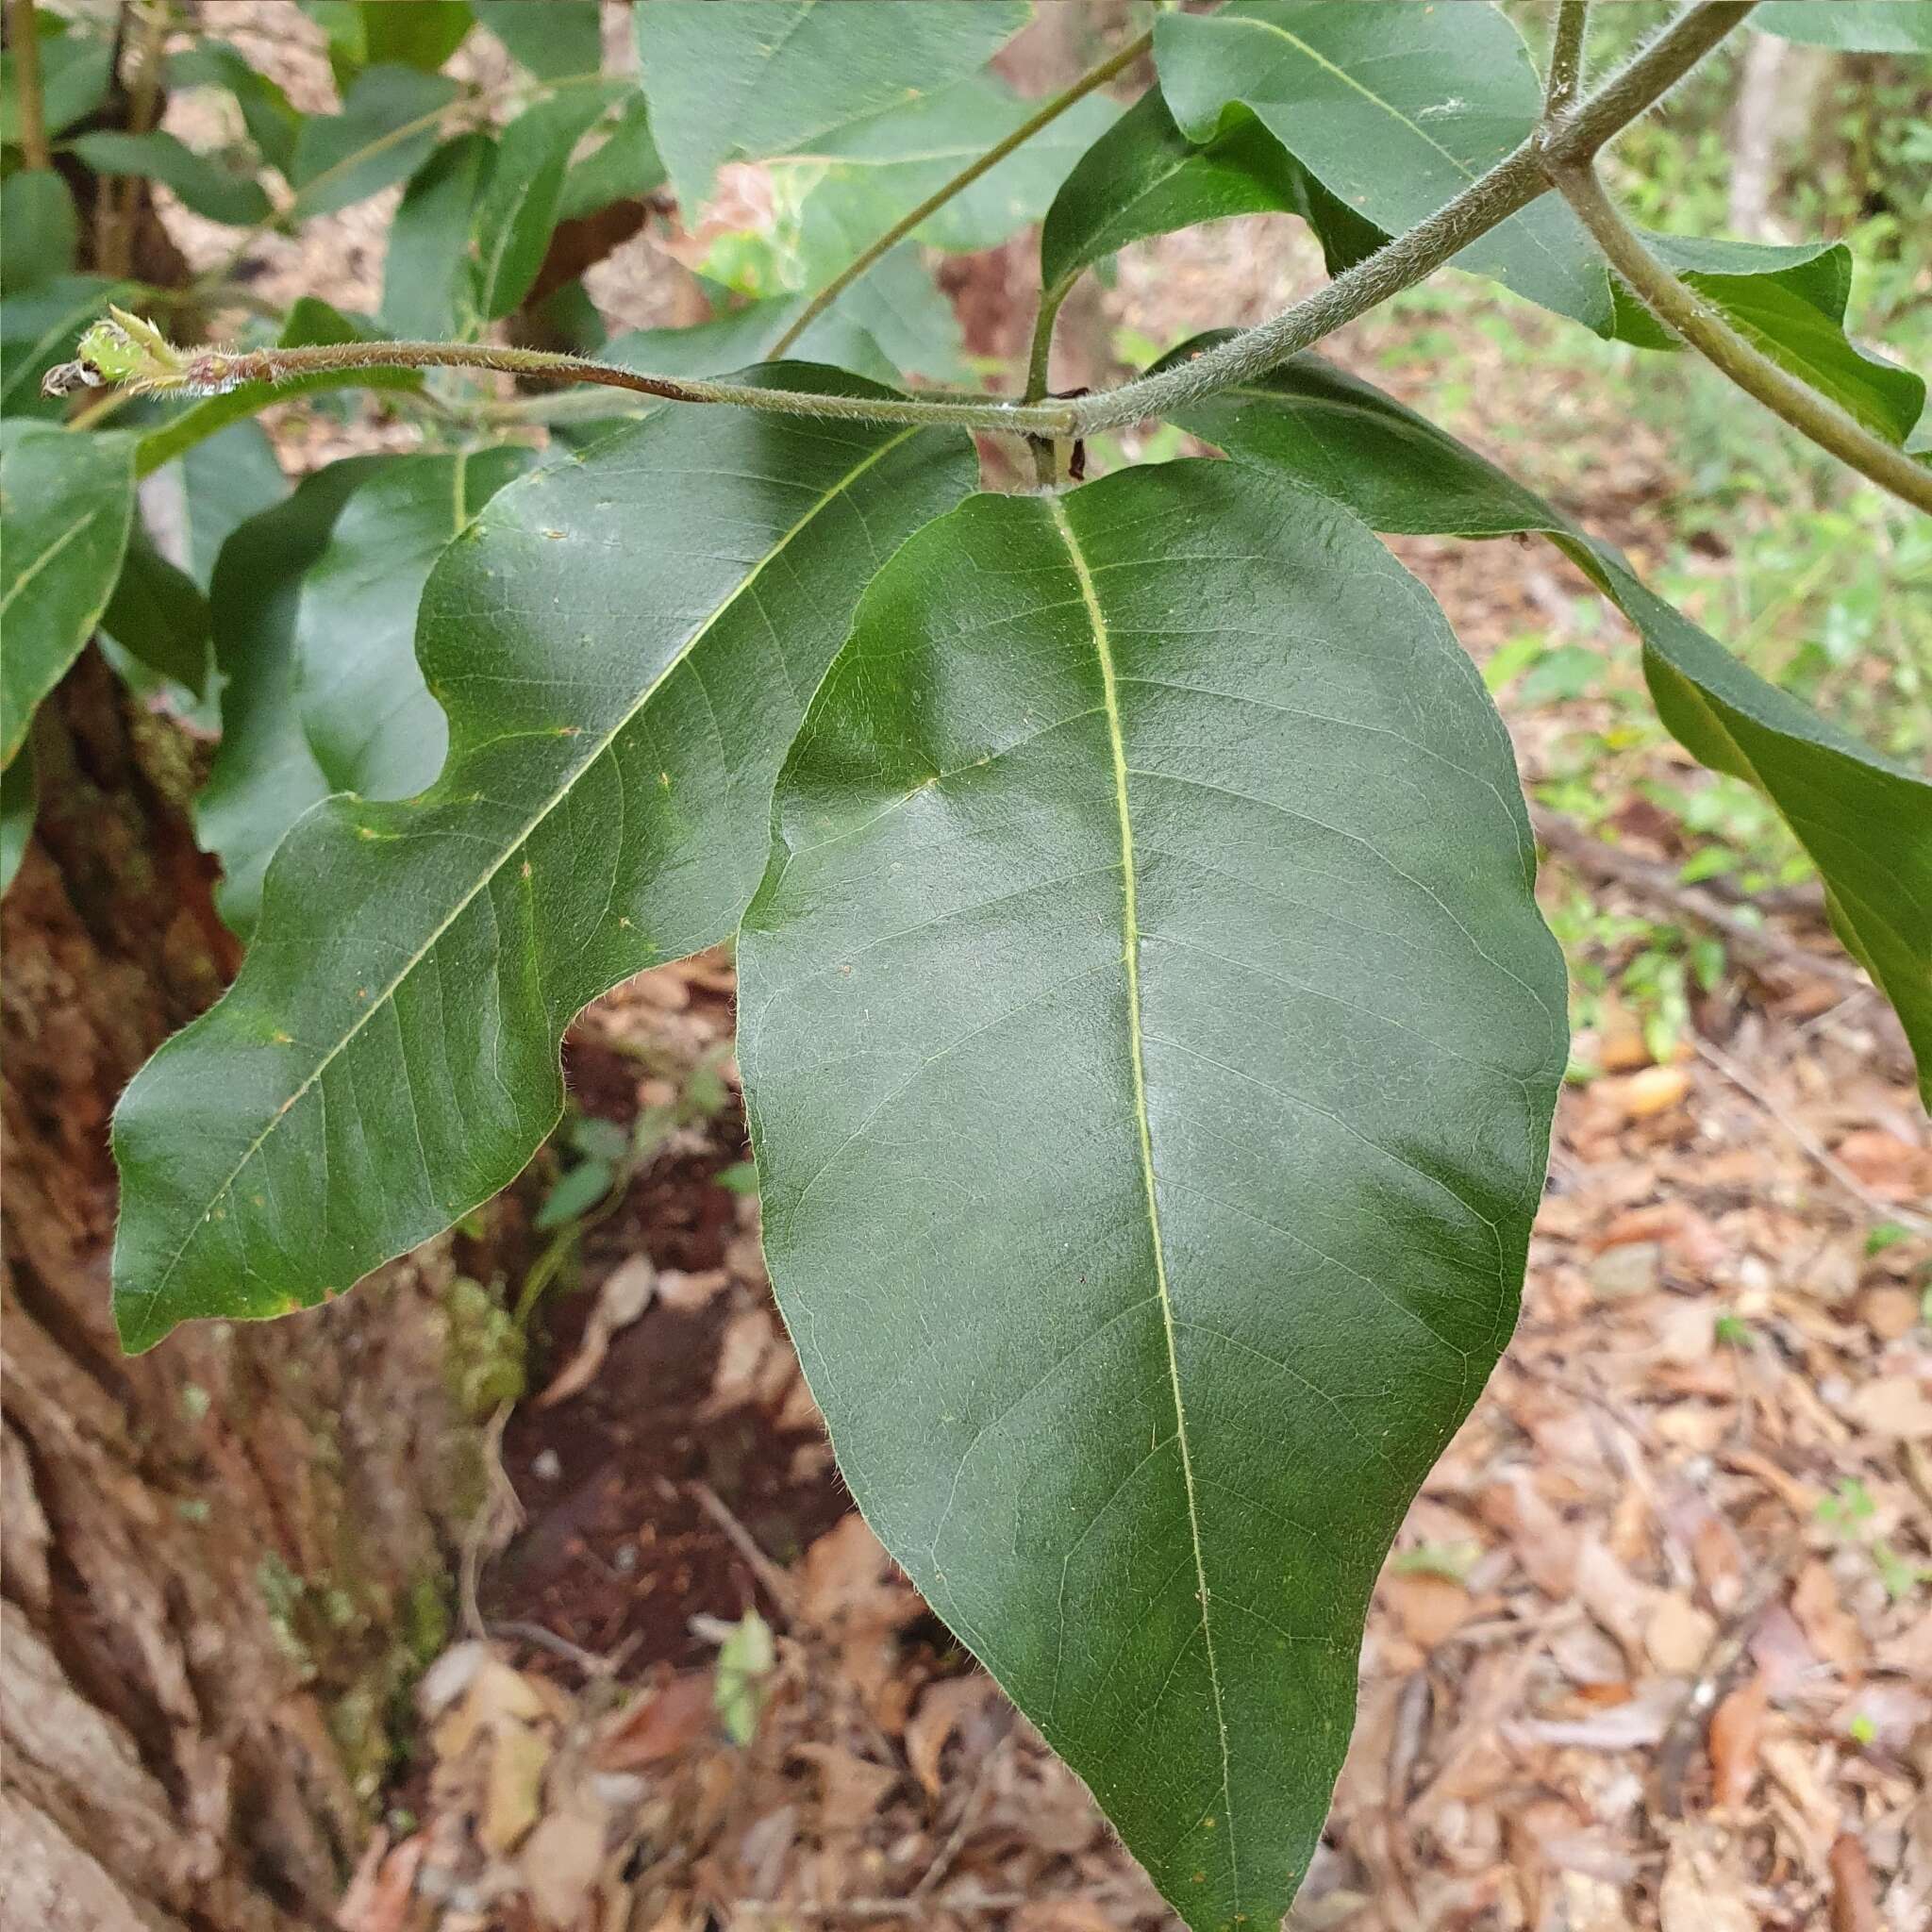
[1857, 1285, 1921, 1341]
[1616, 1065, 1694, 1119]
[1658, 1824, 1755, 1932]
[1707, 1675, 1768, 1810]
[1012, 1905, 1119, 1932]
[1833, 1129, 1932, 1197]
[1645, 1592, 1717, 1674]
[1480, 1471, 1578, 1596]
[1792, 1561, 1866, 1669]
[1382, 1570, 1474, 1650]
[519, 1804, 608, 1929]
[1855, 1375, 1932, 1441]
[656, 1266, 729, 1314]
[591, 1671, 716, 1772]
[905, 1675, 998, 1796]
[538, 1254, 657, 1407]
[1830, 1833, 1881, 1932]
[790, 1741, 899, 1836]
[480, 1717, 553, 1854]
[336, 1829, 425, 1932]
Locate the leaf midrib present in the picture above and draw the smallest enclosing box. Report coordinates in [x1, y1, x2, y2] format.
[131, 422, 923, 1318]
[1048, 493, 1239, 1914]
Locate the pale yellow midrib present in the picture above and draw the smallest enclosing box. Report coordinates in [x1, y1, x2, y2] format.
[138, 425, 923, 1308]
[1048, 494, 1239, 1912]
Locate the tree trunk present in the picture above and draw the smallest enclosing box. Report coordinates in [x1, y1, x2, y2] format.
[2, 653, 487, 1931]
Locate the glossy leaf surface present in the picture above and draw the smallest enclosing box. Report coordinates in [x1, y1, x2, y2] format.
[0, 171, 78, 292]
[1164, 348, 1932, 1100]
[101, 519, 211, 694]
[636, 0, 1026, 212]
[113, 373, 976, 1349]
[0, 425, 135, 767]
[740, 461, 1567, 1932]
[1155, 1, 1611, 329]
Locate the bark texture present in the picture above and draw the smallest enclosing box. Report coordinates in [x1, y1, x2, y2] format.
[2, 654, 481, 1931]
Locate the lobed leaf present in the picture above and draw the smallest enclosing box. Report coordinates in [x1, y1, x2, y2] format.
[174, 419, 291, 589]
[1608, 233, 1924, 442]
[0, 424, 135, 767]
[112, 371, 977, 1350]
[740, 460, 1566, 1932]
[636, 0, 1028, 213]
[1154, 1, 1612, 330]
[1160, 344, 1932, 1101]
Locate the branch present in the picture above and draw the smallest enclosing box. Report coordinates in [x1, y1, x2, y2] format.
[1552, 164, 1932, 514]
[1544, 0, 1591, 115]
[5, 0, 50, 171]
[50, 6, 1759, 452]
[42, 308, 1076, 438]
[1066, 1, 1757, 437]
[770, 27, 1153, 359]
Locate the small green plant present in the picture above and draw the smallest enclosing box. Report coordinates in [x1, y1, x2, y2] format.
[7, 5, 1932, 1925]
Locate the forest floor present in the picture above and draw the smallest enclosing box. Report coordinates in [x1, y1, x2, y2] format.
[326, 285, 1932, 1926]
[153, 19, 1932, 1929]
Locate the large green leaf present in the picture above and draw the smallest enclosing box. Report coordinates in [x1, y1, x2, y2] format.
[1154, 1, 1612, 331]
[473, 0, 603, 81]
[63, 129, 274, 227]
[112, 372, 976, 1350]
[0, 425, 135, 767]
[774, 75, 1121, 268]
[290, 64, 459, 218]
[292, 446, 534, 802]
[1162, 346, 1932, 1100]
[636, 0, 1028, 213]
[197, 458, 390, 936]
[1754, 3, 1932, 51]
[739, 460, 1565, 1932]
[1610, 233, 1924, 441]
[470, 88, 621, 320]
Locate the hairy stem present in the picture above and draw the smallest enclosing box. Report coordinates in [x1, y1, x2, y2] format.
[48, 333, 1078, 437]
[1554, 164, 1932, 513]
[54, 4, 1763, 459]
[1545, 0, 1591, 114]
[5, 0, 50, 170]
[769, 28, 1153, 358]
[1067, 1, 1757, 436]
